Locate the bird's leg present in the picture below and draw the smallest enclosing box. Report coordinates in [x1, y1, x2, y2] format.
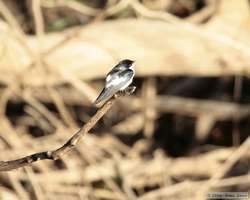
[125, 85, 136, 94]
[114, 86, 136, 98]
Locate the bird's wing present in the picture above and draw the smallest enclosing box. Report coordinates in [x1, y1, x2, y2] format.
[94, 69, 134, 106]
[106, 66, 122, 82]
[93, 86, 114, 106]
[106, 68, 134, 87]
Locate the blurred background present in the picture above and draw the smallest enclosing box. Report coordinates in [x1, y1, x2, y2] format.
[0, 0, 250, 199]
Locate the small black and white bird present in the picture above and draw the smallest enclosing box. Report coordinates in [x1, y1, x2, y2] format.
[94, 59, 135, 106]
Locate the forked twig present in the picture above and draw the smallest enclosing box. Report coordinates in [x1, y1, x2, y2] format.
[0, 86, 136, 171]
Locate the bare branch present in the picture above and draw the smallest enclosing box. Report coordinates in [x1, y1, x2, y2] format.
[0, 87, 135, 171]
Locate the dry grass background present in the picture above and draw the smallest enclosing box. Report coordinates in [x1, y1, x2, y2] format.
[0, 0, 250, 199]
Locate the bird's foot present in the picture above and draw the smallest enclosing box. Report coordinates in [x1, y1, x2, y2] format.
[115, 86, 136, 98]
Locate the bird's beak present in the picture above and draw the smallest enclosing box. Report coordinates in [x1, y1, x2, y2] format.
[131, 60, 136, 67]
[131, 62, 135, 68]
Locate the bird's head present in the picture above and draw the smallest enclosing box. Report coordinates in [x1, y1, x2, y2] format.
[119, 59, 135, 69]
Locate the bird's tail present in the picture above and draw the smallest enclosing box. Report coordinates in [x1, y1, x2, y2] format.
[94, 87, 113, 106]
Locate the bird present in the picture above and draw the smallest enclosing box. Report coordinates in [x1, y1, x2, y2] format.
[94, 59, 135, 106]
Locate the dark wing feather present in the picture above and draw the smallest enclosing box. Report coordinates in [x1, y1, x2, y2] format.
[108, 67, 120, 75]
[94, 86, 114, 105]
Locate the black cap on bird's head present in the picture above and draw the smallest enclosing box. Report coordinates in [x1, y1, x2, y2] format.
[118, 59, 135, 68]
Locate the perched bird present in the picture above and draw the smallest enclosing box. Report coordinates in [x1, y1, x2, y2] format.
[94, 59, 135, 106]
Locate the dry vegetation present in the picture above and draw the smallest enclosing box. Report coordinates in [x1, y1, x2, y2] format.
[0, 0, 250, 199]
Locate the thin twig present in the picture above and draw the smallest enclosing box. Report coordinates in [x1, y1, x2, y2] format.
[232, 75, 243, 146]
[32, 0, 44, 40]
[0, 87, 135, 171]
[42, 0, 100, 16]
[0, 1, 36, 58]
[142, 77, 157, 138]
[47, 87, 77, 129]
